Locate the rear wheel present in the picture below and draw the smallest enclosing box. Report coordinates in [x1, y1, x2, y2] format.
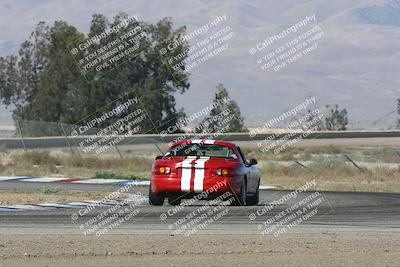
[246, 182, 260, 206]
[148, 185, 165, 206]
[231, 180, 246, 206]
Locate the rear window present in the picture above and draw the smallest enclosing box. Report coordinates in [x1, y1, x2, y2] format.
[165, 143, 238, 159]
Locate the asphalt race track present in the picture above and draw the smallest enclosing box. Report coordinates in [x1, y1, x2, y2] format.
[1, 181, 399, 235]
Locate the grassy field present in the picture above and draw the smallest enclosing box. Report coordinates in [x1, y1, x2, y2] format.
[0, 150, 153, 180]
[0, 141, 399, 192]
[242, 145, 400, 192]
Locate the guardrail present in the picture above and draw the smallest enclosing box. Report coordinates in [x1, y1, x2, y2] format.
[0, 130, 400, 149]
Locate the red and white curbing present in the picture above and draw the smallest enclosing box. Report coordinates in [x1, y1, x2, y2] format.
[0, 176, 278, 188]
[259, 185, 280, 190]
[0, 197, 148, 212]
[0, 176, 278, 211]
[0, 176, 150, 185]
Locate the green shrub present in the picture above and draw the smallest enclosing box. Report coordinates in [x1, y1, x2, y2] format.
[40, 186, 61, 194]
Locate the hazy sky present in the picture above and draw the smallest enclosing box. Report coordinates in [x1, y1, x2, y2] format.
[0, 0, 399, 128]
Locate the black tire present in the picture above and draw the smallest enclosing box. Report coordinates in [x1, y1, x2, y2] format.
[148, 185, 165, 206]
[246, 182, 260, 206]
[231, 180, 246, 206]
[168, 195, 182, 206]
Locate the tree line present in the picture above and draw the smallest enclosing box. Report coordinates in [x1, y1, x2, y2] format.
[0, 12, 369, 136]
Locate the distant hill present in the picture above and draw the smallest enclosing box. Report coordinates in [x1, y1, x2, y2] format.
[0, 0, 399, 129]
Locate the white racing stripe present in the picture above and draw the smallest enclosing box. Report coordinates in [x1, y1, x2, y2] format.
[191, 139, 215, 144]
[181, 156, 196, 192]
[180, 141, 215, 192]
[193, 157, 209, 192]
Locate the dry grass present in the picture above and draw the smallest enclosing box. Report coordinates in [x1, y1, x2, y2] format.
[0, 150, 153, 179]
[0, 145, 399, 192]
[261, 159, 400, 192]
[252, 145, 400, 162]
[253, 145, 400, 192]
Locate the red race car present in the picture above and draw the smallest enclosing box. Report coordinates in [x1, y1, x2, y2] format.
[149, 139, 260, 206]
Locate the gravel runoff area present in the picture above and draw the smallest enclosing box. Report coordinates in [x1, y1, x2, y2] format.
[0, 191, 110, 206]
[0, 233, 399, 266]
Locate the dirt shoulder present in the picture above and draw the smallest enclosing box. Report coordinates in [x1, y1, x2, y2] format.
[0, 191, 110, 205]
[0, 233, 399, 266]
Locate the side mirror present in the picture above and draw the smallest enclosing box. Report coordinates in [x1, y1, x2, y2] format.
[249, 158, 258, 165]
[155, 155, 163, 160]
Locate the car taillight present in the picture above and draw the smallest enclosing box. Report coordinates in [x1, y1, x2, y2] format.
[157, 166, 171, 175]
[216, 168, 230, 177]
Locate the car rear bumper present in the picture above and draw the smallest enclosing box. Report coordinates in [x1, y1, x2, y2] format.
[151, 175, 242, 195]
